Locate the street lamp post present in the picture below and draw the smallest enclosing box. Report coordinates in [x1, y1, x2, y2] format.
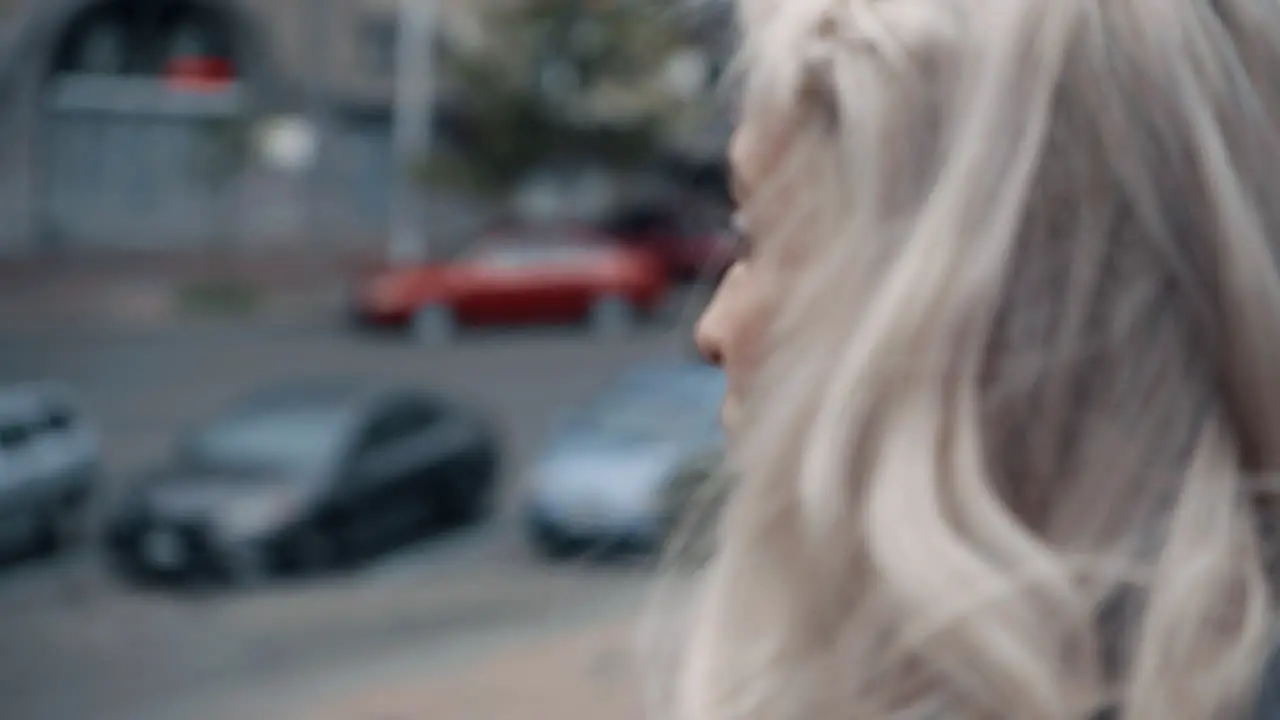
[389, 0, 438, 265]
[306, 0, 335, 246]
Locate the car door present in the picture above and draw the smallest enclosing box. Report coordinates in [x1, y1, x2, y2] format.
[0, 412, 47, 547]
[340, 404, 432, 551]
[32, 392, 94, 485]
[537, 245, 608, 318]
[394, 399, 480, 521]
[451, 245, 542, 325]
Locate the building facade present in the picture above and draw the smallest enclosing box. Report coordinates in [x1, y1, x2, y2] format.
[0, 0, 731, 257]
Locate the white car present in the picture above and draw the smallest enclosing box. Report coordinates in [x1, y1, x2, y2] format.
[0, 382, 100, 555]
[524, 362, 725, 559]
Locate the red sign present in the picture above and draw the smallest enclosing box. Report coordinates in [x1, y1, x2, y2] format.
[164, 57, 235, 93]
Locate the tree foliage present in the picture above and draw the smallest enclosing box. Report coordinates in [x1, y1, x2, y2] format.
[419, 0, 695, 197]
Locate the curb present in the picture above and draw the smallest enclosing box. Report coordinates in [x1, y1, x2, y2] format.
[288, 617, 645, 720]
[0, 281, 708, 337]
[0, 295, 345, 337]
[145, 590, 647, 720]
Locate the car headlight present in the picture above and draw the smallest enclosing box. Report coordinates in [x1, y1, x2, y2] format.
[214, 490, 305, 541]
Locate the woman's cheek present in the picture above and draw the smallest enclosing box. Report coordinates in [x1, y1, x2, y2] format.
[727, 263, 775, 384]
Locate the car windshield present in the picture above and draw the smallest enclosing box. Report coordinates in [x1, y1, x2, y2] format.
[569, 369, 724, 446]
[185, 406, 346, 476]
[0, 421, 31, 452]
[0, 401, 76, 453]
[606, 210, 681, 235]
[467, 237, 604, 268]
[471, 246, 556, 269]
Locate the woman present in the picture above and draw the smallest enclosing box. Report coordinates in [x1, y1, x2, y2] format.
[675, 0, 1280, 717]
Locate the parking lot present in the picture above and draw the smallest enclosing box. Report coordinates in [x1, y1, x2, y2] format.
[0, 311, 704, 720]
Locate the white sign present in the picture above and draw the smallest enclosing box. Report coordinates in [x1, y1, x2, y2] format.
[256, 116, 318, 172]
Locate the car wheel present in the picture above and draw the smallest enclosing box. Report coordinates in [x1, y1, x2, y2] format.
[48, 508, 81, 552]
[289, 525, 338, 576]
[37, 497, 87, 555]
[441, 478, 488, 527]
[589, 294, 634, 337]
[412, 303, 456, 342]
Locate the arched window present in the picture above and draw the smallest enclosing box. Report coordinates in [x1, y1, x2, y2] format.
[53, 4, 133, 75]
[159, 7, 236, 90]
[51, 1, 238, 83]
[75, 18, 128, 73]
[168, 20, 214, 59]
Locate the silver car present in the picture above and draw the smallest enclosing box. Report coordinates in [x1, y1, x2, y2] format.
[105, 379, 500, 586]
[524, 362, 725, 559]
[0, 382, 100, 555]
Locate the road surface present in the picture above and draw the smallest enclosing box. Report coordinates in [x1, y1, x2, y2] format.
[0, 309, 707, 720]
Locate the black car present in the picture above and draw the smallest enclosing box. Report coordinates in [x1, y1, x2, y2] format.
[105, 379, 500, 585]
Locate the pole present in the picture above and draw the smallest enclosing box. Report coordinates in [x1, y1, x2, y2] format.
[389, 0, 437, 264]
[307, 0, 334, 248]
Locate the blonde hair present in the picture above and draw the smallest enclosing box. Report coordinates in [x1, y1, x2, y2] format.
[656, 0, 1280, 718]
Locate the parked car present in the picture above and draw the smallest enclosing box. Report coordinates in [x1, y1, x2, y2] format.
[350, 228, 669, 341]
[524, 361, 725, 559]
[105, 378, 500, 586]
[0, 382, 100, 557]
[601, 205, 735, 282]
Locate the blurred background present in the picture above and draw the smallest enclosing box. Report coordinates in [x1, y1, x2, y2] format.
[0, 0, 736, 718]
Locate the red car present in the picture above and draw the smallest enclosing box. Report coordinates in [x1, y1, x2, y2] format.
[351, 230, 668, 340]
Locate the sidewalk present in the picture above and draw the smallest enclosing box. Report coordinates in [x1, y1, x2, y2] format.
[0, 249, 377, 333]
[287, 618, 648, 720]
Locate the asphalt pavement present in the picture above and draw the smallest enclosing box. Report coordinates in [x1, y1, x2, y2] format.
[0, 303, 706, 720]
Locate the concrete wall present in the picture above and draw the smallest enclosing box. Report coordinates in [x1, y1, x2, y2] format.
[0, 0, 415, 256]
[0, 0, 728, 257]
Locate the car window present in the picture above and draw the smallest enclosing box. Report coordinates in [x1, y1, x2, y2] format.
[470, 240, 606, 269]
[0, 396, 73, 455]
[0, 422, 32, 452]
[471, 246, 555, 269]
[480, 253, 540, 270]
[346, 400, 444, 482]
[570, 370, 724, 445]
[554, 247, 609, 267]
[608, 210, 678, 235]
[188, 408, 345, 475]
[405, 401, 444, 429]
[40, 403, 76, 433]
[361, 401, 441, 452]
[595, 392, 718, 442]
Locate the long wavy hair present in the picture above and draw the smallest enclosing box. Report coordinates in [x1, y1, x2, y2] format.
[649, 0, 1280, 718]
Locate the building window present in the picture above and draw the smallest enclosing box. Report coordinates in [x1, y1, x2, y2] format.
[166, 19, 217, 60]
[76, 21, 128, 73]
[52, 1, 236, 78]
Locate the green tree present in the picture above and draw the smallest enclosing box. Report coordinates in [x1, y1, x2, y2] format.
[420, 0, 695, 198]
